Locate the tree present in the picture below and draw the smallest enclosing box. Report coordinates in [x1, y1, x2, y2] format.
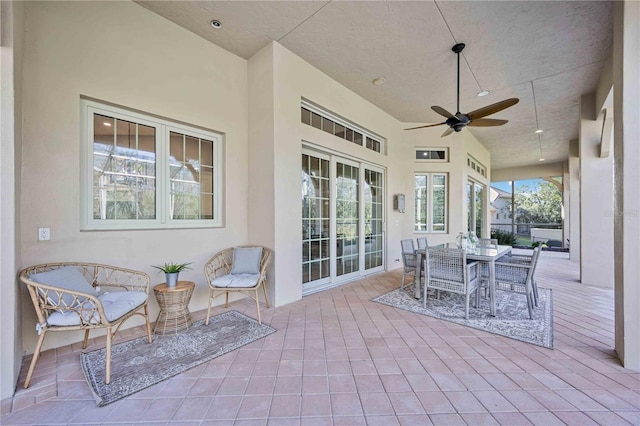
[514, 181, 562, 223]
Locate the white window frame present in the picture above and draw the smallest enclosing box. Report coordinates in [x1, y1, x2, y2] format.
[414, 172, 448, 233]
[415, 147, 449, 162]
[80, 99, 223, 230]
[301, 99, 385, 154]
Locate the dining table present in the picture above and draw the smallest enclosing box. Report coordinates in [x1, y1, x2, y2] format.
[414, 243, 512, 316]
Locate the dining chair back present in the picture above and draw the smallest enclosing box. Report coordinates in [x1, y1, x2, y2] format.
[492, 247, 540, 319]
[400, 239, 418, 289]
[416, 237, 429, 249]
[423, 247, 480, 319]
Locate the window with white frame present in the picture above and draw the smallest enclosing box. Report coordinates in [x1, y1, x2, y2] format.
[80, 99, 222, 230]
[300, 101, 384, 154]
[415, 148, 448, 162]
[414, 173, 447, 232]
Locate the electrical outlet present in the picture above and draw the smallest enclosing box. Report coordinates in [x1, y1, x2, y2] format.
[38, 227, 50, 241]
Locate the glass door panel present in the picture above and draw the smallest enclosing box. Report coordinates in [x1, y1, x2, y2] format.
[474, 183, 485, 237]
[364, 168, 383, 270]
[302, 154, 330, 284]
[467, 179, 485, 237]
[302, 150, 385, 292]
[336, 162, 359, 276]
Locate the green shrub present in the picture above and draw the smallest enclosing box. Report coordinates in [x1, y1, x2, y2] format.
[491, 229, 518, 246]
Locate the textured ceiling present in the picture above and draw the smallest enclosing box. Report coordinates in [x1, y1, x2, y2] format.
[136, 1, 613, 170]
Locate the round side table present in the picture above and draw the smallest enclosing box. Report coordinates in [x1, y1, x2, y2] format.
[153, 280, 195, 335]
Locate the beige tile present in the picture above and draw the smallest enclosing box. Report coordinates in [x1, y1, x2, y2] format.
[4, 253, 640, 425]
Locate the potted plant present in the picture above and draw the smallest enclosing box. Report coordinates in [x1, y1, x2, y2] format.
[152, 262, 192, 287]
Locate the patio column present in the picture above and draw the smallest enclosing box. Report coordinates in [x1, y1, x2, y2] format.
[579, 94, 614, 288]
[567, 140, 580, 265]
[613, 0, 640, 371]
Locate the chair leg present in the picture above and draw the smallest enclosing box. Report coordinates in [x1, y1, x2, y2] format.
[401, 273, 406, 289]
[23, 330, 46, 389]
[255, 289, 262, 324]
[526, 292, 534, 320]
[82, 329, 90, 349]
[206, 288, 213, 325]
[533, 279, 539, 307]
[105, 327, 112, 384]
[262, 284, 270, 308]
[225, 291, 229, 308]
[144, 304, 153, 343]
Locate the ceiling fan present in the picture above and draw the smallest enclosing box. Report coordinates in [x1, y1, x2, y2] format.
[406, 43, 519, 137]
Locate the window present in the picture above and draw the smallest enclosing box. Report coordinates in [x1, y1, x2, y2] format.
[301, 101, 384, 153]
[415, 148, 448, 162]
[414, 173, 447, 233]
[81, 99, 222, 230]
[467, 155, 486, 177]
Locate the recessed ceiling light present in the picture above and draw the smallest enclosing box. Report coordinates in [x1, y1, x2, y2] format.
[210, 19, 222, 29]
[372, 77, 386, 86]
[535, 129, 543, 134]
[103, 122, 112, 127]
[539, 158, 545, 162]
[477, 90, 490, 97]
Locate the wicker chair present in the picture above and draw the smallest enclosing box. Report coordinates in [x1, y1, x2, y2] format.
[204, 246, 271, 324]
[400, 239, 418, 289]
[19, 262, 152, 388]
[416, 237, 429, 249]
[423, 247, 480, 319]
[489, 247, 541, 319]
[497, 248, 541, 307]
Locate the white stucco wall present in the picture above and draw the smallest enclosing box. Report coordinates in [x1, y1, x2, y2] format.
[579, 93, 614, 288]
[1, 0, 25, 401]
[19, 1, 250, 353]
[249, 42, 408, 306]
[613, 0, 640, 372]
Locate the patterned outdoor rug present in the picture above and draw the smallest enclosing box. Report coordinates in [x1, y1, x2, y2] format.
[373, 286, 553, 349]
[81, 310, 276, 406]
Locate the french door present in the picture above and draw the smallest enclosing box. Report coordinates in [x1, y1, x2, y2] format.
[467, 180, 485, 237]
[302, 149, 384, 294]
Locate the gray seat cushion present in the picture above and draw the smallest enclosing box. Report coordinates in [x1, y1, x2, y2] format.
[46, 291, 147, 326]
[211, 273, 260, 288]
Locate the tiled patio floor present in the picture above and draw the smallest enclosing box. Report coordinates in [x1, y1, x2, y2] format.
[2, 250, 639, 425]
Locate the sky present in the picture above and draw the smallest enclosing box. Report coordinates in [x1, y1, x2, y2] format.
[492, 179, 543, 193]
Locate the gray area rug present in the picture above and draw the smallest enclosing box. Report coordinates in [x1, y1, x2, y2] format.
[81, 310, 276, 406]
[373, 286, 553, 349]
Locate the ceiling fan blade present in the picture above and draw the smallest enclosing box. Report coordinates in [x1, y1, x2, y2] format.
[467, 98, 519, 120]
[468, 118, 508, 127]
[404, 122, 446, 130]
[431, 106, 455, 119]
[441, 127, 454, 137]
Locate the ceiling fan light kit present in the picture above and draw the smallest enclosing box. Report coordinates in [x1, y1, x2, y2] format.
[405, 43, 519, 136]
